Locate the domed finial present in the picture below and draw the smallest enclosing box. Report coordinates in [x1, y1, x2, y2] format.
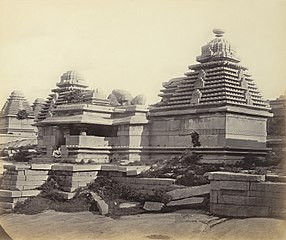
[213, 28, 225, 37]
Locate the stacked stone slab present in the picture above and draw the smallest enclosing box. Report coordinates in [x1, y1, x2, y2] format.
[1, 164, 49, 191]
[0, 164, 49, 213]
[51, 164, 100, 193]
[165, 184, 210, 208]
[209, 172, 286, 218]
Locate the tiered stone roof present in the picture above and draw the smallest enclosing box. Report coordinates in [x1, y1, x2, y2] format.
[37, 70, 110, 121]
[154, 29, 270, 110]
[0, 91, 34, 117]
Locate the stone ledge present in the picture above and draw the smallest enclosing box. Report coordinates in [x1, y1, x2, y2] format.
[51, 164, 102, 172]
[210, 181, 250, 191]
[112, 177, 175, 185]
[143, 201, 164, 211]
[210, 203, 269, 217]
[166, 184, 210, 200]
[30, 164, 53, 170]
[217, 194, 283, 208]
[208, 172, 265, 182]
[166, 197, 205, 207]
[250, 182, 286, 192]
[4, 164, 30, 171]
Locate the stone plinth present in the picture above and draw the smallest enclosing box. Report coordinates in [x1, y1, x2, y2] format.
[209, 172, 286, 218]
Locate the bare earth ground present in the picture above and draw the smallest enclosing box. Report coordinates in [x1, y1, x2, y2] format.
[0, 209, 285, 240]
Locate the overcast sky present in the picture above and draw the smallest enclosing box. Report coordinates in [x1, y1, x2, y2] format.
[0, 0, 285, 107]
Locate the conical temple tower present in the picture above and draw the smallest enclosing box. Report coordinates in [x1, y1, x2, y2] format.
[149, 29, 272, 163]
[0, 91, 36, 136]
[37, 70, 110, 122]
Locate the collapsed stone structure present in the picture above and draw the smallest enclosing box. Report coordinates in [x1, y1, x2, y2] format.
[33, 29, 271, 164]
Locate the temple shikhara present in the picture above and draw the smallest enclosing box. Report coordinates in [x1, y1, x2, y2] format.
[0, 29, 273, 164]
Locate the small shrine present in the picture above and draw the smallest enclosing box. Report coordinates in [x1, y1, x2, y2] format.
[0, 91, 37, 140]
[34, 71, 149, 163]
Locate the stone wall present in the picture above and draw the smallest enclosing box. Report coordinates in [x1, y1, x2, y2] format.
[1, 163, 178, 213]
[209, 172, 286, 218]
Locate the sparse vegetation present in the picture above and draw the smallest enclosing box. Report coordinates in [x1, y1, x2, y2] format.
[87, 175, 170, 204]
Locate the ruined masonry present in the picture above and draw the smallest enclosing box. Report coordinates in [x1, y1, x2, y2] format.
[208, 172, 286, 218]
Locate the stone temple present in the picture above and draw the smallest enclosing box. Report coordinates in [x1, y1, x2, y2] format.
[31, 29, 272, 164]
[0, 91, 39, 146]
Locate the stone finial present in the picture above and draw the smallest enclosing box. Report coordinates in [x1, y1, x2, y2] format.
[213, 28, 225, 37]
[11, 90, 24, 98]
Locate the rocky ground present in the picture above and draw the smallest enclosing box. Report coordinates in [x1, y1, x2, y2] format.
[0, 209, 285, 240]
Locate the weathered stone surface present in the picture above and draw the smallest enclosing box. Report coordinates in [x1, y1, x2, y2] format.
[143, 201, 164, 211]
[119, 202, 139, 209]
[210, 203, 269, 217]
[52, 164, 101, 172]
[21, 190, 41, 197]
[125, 166, 150, 176]
[0, 196, 27, 204]
[166, 197, 205, 207]
[100, 165, 119, 171]
[25, 175, 49, 181]
[24, 170, 49, 176]
[211, 181, 250, 191]
[248, 190, 284, 198]
[90, 192, 108, 215]
[4, 164, 30, 171]
[208, 172, 265, 182]
[3, 175, 26, 181]
[210, 190, 219, 204]
[250, 182, 286, 192]
[214, 190, 284, 209]
[166, 184, 210, 200]
[266, 174, 286, 182]
[0, 190, 21, 197]
[220, 189, 248, 196]
[30, 164, 53, 170]
[0, 202, 15, 209]
[112, 177, 175, 186]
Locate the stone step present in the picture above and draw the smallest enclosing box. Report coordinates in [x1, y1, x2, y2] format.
[166, 197, 205, 207]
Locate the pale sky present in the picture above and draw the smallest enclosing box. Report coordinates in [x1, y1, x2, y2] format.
[0, 0, 286, 107]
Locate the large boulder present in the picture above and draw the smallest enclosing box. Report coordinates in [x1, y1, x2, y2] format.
[131, 94, 146, 105]
[143, 201, 164, 212]
[111, 89, 133, 105]
[108, 93, 120, 106]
